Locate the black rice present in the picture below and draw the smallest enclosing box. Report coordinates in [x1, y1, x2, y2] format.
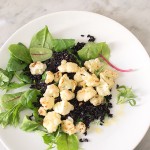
[87, 34, 96, 42]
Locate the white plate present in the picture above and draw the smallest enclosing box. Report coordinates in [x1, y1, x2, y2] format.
[0, 11, 150, 150]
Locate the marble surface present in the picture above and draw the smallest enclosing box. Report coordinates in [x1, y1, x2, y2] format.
[0, 0, 150, 149]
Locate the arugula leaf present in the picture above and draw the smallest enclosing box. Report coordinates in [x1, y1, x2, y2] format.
[52, 39, 75, 52]
[30, 47, 53, 62]
[15, 72, 32, 84]
[5, 82, 26, 92]
[1, 92, 23, 110]
[0, 68, 14, 89]
[20, 89, 41, 109]
[6, 56, 27, 72]
[117, 85, 137, 106]
[0, 103, 24, 127]
[57, 133, 79, 150]
[20, 116, 40, 132]
[77, 42, 110, 61]
[30, 26, 53, 49]
[9, 44, 32, 64]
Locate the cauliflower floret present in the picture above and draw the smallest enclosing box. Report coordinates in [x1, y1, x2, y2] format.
[83, 74, 100, 87]
[29, 61, 47, 75]
[45, 71, 54, 84]
[76, 122, 86, 134]
[38, 107, 47, 116]
[90, 95, 104, 106]
[84, 58, 101, 73]
[74, 67, 88, 82]
[58, 74, 77, 92]
[77, 87, 97, 102]
[58, 60, 79, 73]
[77, 81, 86, 87]
[100, 69, 118, 88]
[96, 78, 110, 96]
[74, 67, 100, 87]
[53, 101, 74, 115]
[44, 84, 59, 98]
[43, 111, 61, 133]
[54, 71, 62, 83]
[40, 96, 55, 110]
[61, 118, 76, 135]
[60, 90, 75, 101]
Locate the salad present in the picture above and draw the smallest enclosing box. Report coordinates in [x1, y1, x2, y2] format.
[0, 26, 137, 150]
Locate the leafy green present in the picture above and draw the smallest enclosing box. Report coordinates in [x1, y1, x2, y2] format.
[0, 68, 14, 89]
[0, 103, 24, 127]
[77, 42, 110, 61]
[117, 85, 137, 106]
[43, 126, 61, 150]
[20, 116, 40, 132]
[30, 47, 53, 62]
[1, 92, 23, 110]
[30, 26, 53, 49]
[94, 64, 106, 77]
[15, 72, 32, 84]
[52, 39, 75, 52]
[6, 56, 27, 72]
[57, 133, 79, 150]
[20, 89, 41, 109]
[42, 72, 46, 81]
[5, 82, 26, 92]
[9, 44, 32, 64]
[100, 43, 110, 60]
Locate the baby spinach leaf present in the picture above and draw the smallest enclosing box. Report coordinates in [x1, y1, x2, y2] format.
[30, 26, 53, 49]
[57, 133, 79, 150]
[0, 103, 24, 128]
[20, 116, 40, 132]
[30, 47, 53, 62]
[9, 44, 32, 64]
[7, 56, 27, 72]
[5, 82, 26, 92]
[1, 92, 23, 110]
[15, 72, 32, 84]
[20, 89, 41, 109]
[52, 39, 75, 52]
[77, 42, 110, 61]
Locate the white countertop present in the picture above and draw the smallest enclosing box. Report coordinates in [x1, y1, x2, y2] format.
[0, 0, 150, 150]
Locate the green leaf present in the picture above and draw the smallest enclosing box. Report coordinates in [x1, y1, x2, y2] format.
[42, 72, 47, 81]
[117, 85, 137, 106]
[101, 42, 110, 60]
[1, 92, 23, 110]
[20, 89, 41, 109]
[43, 133, 56, 145]
[15, 72, 32, 84]
[77, 42, 110, 61]
[0, 68, 14, 89]
[20, 116, 39, 132]
[5, 82, 26, 92]
[0, 103, 24, 127]
[30, 26, 53, 49]
[57, 133, 79, 150]
[30, 47, 53, 62]
[9, 44, 32, 64]
[6, 56, 27, 72]
[52, 39, 75, 52]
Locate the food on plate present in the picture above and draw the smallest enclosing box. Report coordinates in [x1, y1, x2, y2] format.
[0, 26, 136, 150]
